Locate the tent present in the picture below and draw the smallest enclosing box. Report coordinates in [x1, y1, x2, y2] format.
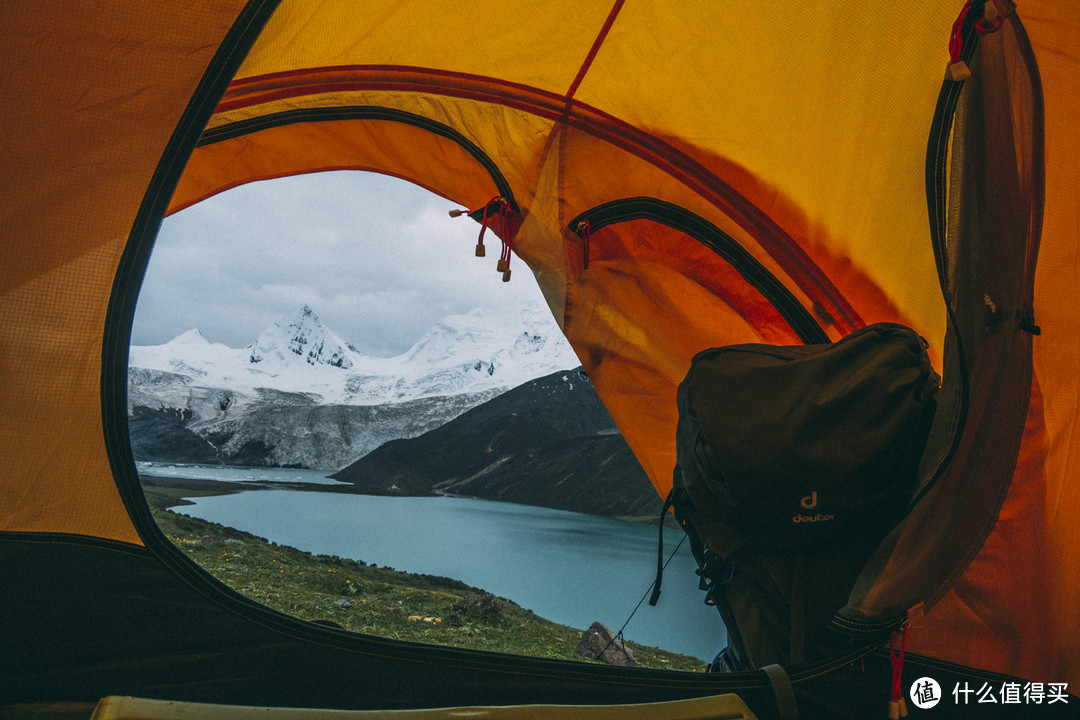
[2, 1, 1078, 717]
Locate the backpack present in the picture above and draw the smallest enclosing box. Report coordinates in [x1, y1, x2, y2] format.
[653, 323, 939, 671]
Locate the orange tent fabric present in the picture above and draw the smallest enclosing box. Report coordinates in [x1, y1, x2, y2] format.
[1, 0, 1078, 712]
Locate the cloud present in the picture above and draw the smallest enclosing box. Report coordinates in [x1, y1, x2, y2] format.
[131, 171, 549, 356]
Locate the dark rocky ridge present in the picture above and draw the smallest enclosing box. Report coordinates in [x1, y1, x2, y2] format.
[332, 368, 662, 518]
[128, 406, 220, 465]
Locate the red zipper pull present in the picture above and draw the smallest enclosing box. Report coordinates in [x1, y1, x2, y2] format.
[946, 0, 1014, 82]
[498, 203, 516, 282]
[577, 220, 591, 282]
[450, 197, 516, 280]
[888, 624, 910, 719]
[946, 1, 974, 81]
[477, 199, 502, 259]
[495, 205, 508, 275]
[450, 197, 505, 258]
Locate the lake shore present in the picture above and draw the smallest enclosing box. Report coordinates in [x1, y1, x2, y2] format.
[145, 480, 706, 672]
[137, 466, 723, 662]
[140, 473, 248, 509]
[139, 470, 673, 526]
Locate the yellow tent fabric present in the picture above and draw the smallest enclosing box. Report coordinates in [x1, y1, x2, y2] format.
[0, 2, 248, 543]
[172, 1, 959, 496]
[2, 0, 1078, 714]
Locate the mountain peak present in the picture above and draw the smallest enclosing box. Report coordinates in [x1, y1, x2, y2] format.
[172, 328, 209, 345]
[246, 305, 355, 369]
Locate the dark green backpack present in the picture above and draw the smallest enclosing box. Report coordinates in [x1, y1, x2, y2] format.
[654, 323, 939, 670]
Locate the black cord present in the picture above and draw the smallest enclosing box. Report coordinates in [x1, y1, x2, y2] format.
[596, 533, 687, 661]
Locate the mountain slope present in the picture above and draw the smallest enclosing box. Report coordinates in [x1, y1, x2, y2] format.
[331, 369, 662, 518]
[440, 433, 662, 517]
[128, 406, 220, 465]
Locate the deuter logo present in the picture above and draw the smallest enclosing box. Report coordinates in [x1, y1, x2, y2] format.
[793, 512, 836, 523]
[793, 490, 834, 523]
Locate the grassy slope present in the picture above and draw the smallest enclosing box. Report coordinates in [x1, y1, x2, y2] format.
[145, 479, 705, 673]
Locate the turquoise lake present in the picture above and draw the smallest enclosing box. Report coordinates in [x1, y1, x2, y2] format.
[145, 464, 727, 662]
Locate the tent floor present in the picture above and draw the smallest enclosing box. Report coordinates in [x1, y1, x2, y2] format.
[0, 702, 100, 720]
[0, 695, 758, 720]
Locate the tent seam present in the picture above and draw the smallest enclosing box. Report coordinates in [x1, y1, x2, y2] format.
[565, 0, 626, 100]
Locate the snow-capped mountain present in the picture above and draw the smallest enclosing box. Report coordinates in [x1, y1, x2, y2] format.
[127, 302, 581, 470]
[129, 302, 579, 406]
[247, 305, 357, 369]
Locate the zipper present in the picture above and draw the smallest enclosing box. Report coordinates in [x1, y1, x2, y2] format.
[568, 197, 830, 345]
[210, 64, 864, 332]
[198, 106, 519, 214]
[103, 0, 286, 552]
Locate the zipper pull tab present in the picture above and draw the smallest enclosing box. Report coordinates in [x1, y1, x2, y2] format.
[448, 207, 487, 256]
[450, 197, 516, 280]
[478, 199, 500, 259]
[946, 1, 975, 82]
[451, 198, 507, 259]
[577, 220, 591, 282]
[888, 624, 910, 718]
[945, 0, 1014, 81]
[979, 0, 1014, 33]
[492, 199, 515, 282]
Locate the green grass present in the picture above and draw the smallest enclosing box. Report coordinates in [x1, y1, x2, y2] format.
[146, 483, 705, 673]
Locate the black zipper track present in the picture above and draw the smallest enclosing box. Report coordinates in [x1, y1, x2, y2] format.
[568, 197, 830, 345]
[926, 3, 984, 295]
[102, 0, 285, 557]
[199, 106, 519, 213]
[915, 2, 983, 506]
[829, 9, 985, 638]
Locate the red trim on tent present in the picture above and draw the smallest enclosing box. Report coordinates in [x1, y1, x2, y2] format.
[212, 65, 865, 334]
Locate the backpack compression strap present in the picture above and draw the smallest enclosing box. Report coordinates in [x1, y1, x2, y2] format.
[762, 663, 800, 720]
[648, 488, 675, 606]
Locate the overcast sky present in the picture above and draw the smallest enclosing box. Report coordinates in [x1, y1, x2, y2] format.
[132, 171, 549, 357]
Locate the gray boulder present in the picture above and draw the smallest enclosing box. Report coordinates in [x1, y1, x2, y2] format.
[575, 621, 636, 667]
